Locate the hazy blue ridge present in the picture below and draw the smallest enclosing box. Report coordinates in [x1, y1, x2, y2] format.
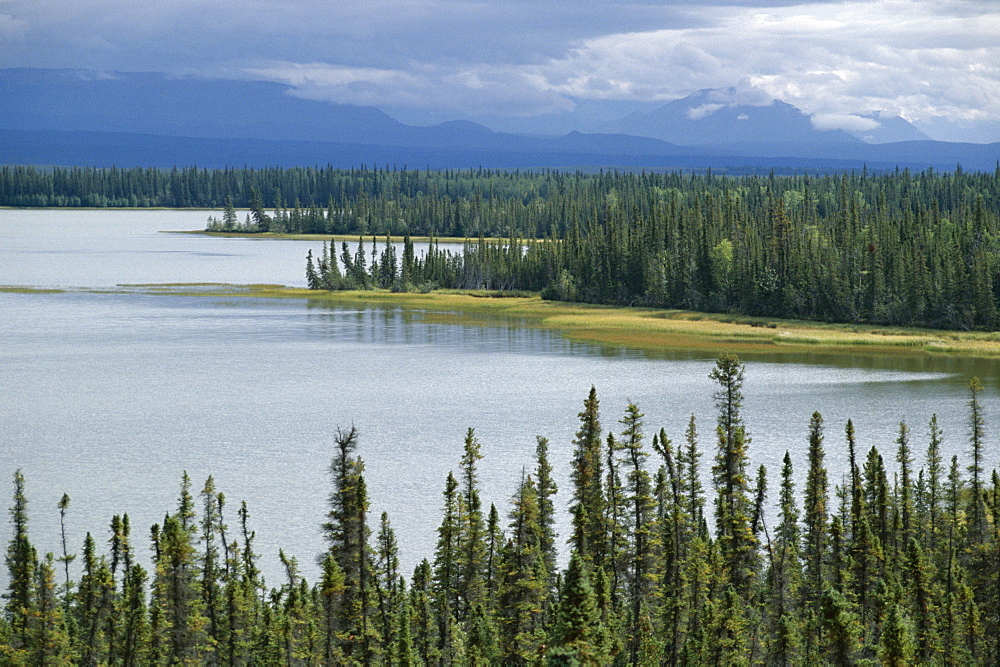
[1, 69, 997, 171]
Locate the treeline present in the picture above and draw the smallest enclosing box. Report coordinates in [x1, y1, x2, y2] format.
[292, 167, 1000, 330]
[7, 163, 1000, 328]
[3, 355, 1000, 664]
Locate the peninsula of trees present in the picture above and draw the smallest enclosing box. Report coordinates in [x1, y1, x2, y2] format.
[4, 356, 1000, 664]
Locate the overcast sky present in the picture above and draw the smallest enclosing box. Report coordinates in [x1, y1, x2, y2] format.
[2, 0, 998, 141]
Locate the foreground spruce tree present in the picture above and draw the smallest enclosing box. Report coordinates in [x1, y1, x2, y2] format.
[710, 354, 758, 595]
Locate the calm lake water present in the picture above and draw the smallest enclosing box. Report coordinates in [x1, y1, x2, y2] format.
[2, 208, 999, 584]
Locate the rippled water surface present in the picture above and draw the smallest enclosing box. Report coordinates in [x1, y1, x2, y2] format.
[3, 209, 999, 583]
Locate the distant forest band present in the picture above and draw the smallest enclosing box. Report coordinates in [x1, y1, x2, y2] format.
[5, 164, 999, 330]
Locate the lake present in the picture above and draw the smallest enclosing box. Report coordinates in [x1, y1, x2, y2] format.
[2, 208, 998, 585]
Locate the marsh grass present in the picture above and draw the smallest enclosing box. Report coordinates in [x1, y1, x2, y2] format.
[175, 231, 533, 244]
[0, 286, 65, 294]
[60, 283, 1000, 359]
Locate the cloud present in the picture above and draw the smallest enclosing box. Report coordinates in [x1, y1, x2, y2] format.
[687, 103, 724, 120]
[811, 113, 881, 133]
[248, 61, 574, 116]
[2, 0, 998, 140]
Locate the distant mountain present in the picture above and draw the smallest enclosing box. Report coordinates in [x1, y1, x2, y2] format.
[0, 68, 408, 144]
[3, 128, 996, 174]
[0, 68, 541, 152]
[846, 111, 931, 144]
[604, 88, 861, 147]
[1, 70, 996, 172]
[540, 131, 699, 157]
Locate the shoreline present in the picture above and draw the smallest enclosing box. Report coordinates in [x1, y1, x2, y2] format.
[174, 230, 546, 243]
[121, 284, 1000, 360]
[9, 281, 1000, 359]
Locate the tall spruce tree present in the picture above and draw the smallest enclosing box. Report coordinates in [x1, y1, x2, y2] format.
[710, 354, 758, 594]
[802, 410, 829, 656]
[570, 387, 605, 566]
[3, 470, 36, 660]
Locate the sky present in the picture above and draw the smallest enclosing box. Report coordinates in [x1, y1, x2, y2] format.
[2, 0, 998, 142]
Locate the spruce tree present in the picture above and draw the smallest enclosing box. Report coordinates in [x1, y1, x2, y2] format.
[433, 472, 462, 662]
[3, 470, 36, 659]
[769, 452, 803, 666]
[570, 387, 605, 566]
[710, 354, 758, 594]
[802, 410, 828, 651]
[926, 415, 944, 560]
[879, 599, 916, 666]
[458, 428, 487, 619]
[967, 377, 988, 544]
[322, 426, 376, 661]
[535, 435, 559, 597]
[547, 551, 606, 664]
[498, 475, 547, 663]
[31, 553, 73, 665]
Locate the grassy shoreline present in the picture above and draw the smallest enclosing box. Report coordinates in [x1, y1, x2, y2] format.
[129, 284, 1000, 359]
[175, 230, 542, 243]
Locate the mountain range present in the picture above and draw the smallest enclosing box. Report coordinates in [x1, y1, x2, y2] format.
[1, 69, 995, 172]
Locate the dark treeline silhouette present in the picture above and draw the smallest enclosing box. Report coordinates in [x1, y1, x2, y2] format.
[4, 355, 1000, 664]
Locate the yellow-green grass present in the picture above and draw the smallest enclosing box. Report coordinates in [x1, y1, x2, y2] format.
[0, 286, 65, 294]
[130, 284, 1000, 360]
[173, 231, 548, 244]
[1, 207, 224, 211]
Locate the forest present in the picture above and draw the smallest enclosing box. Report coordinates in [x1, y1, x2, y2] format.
[5, 164, 1000, 329]
[3, 355, 1000, 665]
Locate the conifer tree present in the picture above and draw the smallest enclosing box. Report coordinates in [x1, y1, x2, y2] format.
[306, 249, 320, 289]
[967, 377, 988, 544]
[926, 415, 944, 560]
[56, 493, 74, 602]
[710, 354, 758, 594]
[410, 559, 439, 665]
[604, 432, 627, 605]
[547, 551, 606, 664]
[485, 503, 502, 603]
[896, 421, 915, 545]
[3, 470, 36, 660]
[679, 414, 705, 536]
[394, 584, 418, 667]
[769, 451, 803, 666]
[879, 599, 916, 666]
[458, 428, 487, 618]
[323, 425, 376, 661]
[31, 553, 73, 665]
[535, 436, 558, 595]
[570, 387, 605, 566]
[75, 532, 114, 664]
[199, 476, 222, 653]
[119, 558, 148, 667]
[153, 479, 210, 664]
[819, 584, 860, 664]
[802, 410, 828, 651]
[498, 475, 547, 663]
[375, 511, 400, 657]
[616, 402, 657, 662]
[433, 471, 461, 662]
